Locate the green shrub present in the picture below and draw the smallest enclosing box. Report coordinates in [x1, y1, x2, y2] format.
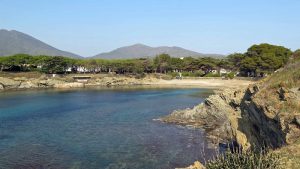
[206, 150, 280, 169]
[182, 71, 193, 77]
[167, 72, 179, 78]
[226, 72, 235, 79]
[204, 73, 221, 77]
[194, 70, 205, 77]
[180, 71, 205, 77]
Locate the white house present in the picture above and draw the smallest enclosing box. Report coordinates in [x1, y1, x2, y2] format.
[77, 66, 88, 73]
[211, 69, 218, 74]
[219, 68, 231, 74]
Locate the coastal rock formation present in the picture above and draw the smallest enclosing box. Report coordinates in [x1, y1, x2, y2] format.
[19, 81, 38, 89]
[0, 75, 156, 90]
[161, 61, 300, 169]
[0, 77, 21, 89]
[0, 77, 85, 89]
[160, 88, 247, 147]
[161, 83, 300, 149]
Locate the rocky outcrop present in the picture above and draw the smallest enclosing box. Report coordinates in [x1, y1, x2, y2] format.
[19, 81, 38, 89]
[0, 77, 85, 90]
[160, 88, 247, 147]
[0, 75, 157, 90]
[87, 76, 156, 87]
[0, 77, 21, 89]
[38, 79, 65, 87]
[241, 85, 300, 148]
[161, 84, 300, 149]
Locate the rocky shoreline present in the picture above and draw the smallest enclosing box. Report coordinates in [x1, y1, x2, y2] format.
[0, 74, 254, 91]
[162, 60, 300, 169]
[0, 75, 159, 90]
[161, 84, 300, 150]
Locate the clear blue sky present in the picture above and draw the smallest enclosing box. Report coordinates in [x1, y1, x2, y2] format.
[0, 0, 299, 56]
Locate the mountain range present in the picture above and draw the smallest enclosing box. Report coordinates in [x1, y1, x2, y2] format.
[92, 43, 223, 59]
[0, 29, 223, 59]
[0, 29, 81, 58]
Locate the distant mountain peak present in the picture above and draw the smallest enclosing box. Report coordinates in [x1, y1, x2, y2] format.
[92, 44, 224, 59]
[0, 29, 82, 58]
[131, 43, 148, 46]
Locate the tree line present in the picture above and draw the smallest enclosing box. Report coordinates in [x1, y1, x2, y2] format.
[0, 43, 296, 77]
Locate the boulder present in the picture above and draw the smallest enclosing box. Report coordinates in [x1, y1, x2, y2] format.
[0, 83, 3, 90]
[19, 81, 38, 89]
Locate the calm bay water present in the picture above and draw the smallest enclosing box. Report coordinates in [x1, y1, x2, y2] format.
[0, 87, 215, 169]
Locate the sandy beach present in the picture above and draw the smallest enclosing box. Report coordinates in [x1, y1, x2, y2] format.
[146, 78, 254, 89]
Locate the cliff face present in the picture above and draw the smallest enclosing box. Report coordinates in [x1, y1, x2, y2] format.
[161, 61, 300, 149]
[238, 86, 300, 148]
[161, 85, 300, 149]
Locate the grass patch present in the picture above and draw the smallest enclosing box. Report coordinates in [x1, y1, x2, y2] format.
[0, 71, 43, 78]
[262, 61, 300, 89]
[206, 150, 280, 169]
[274, 139, 300, 169]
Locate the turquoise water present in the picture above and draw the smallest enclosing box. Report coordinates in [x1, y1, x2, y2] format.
[0, 88, 215, 169]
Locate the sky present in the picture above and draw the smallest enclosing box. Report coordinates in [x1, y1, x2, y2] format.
[0, 0, 300, 57]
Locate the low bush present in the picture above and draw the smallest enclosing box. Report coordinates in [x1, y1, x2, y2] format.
[205, 150, 280, 169]
[226, 72, 235, 79]
[167, 72, 179, 78]
[204, 73, 221, 77]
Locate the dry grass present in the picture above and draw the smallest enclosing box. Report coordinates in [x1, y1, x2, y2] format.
[0, 71, 43, 78]
[274, 139, 300, 169]
[262, 60, 300, 89]
[255, 60, 300, 118]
